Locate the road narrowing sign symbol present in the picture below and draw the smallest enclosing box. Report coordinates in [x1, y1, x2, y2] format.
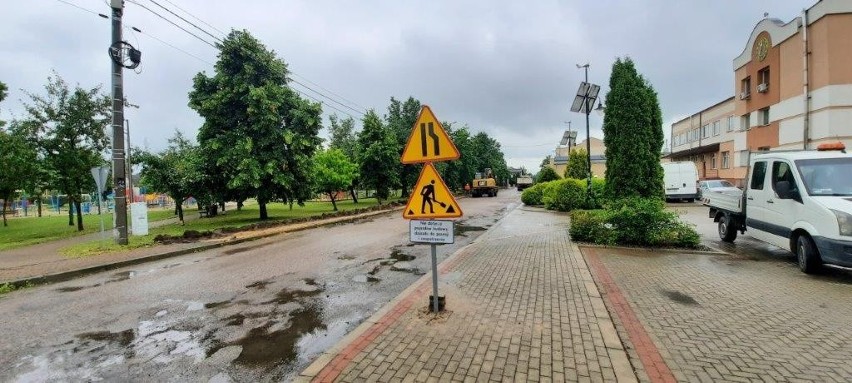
[400, 105, 460, 164]
[403, 163, 463, 219]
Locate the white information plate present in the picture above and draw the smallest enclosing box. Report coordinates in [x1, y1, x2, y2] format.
[410, 220, 454, 244]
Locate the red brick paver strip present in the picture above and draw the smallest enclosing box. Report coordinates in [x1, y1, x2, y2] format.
[583, 247, 675, 383]
[300, 207, 638, 382]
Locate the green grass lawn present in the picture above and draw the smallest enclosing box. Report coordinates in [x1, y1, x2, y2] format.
[0, 206, 181, 251]
[61, 198, 400, 257]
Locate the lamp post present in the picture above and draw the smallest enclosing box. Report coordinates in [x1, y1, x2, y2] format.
[570, 64, 601, 205]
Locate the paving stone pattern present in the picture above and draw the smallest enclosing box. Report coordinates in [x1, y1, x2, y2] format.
[593, 249, 852, 383]
[330, 207, 630, 382]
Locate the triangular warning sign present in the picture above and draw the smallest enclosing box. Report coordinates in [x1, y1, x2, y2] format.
[400, 105, 460, 164]
[402, 163, 463, 219]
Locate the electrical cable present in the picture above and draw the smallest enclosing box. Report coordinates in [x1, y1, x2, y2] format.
[126, 0, 217, 48]
[160, 0, 227, 36]
[146, 0, 223, 43]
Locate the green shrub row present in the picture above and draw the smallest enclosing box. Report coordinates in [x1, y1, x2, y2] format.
[569, 197, 700, 248]
[521, 178, 605, 211]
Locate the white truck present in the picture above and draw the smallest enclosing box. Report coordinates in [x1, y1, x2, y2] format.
[516, 174, 533, 191]
[704, 143, 852, 273]
[663, 161, 699, 202]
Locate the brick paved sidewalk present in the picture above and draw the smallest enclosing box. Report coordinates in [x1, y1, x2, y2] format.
[299, 207, 637, 382]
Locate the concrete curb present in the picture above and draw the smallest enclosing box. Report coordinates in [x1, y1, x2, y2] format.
[575, 242, 727, 255]
[4, 206, 403, 288]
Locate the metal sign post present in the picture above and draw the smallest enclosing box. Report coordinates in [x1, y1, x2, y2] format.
[410, 219, 454, 313]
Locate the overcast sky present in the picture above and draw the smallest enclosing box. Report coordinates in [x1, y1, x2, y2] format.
[1, 0, 810, 172]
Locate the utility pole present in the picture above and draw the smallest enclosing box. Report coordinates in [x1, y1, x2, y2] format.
[110, 0, 128, 245]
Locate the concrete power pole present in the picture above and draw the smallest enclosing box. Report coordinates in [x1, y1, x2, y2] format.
[110, 0, 128, 245]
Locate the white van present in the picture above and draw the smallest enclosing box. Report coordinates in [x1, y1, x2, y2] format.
[705, 143, 852, 273]
[663, 161, 698, 202]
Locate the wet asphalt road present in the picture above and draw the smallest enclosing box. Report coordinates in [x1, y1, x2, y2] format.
[0, 190, 520, 382]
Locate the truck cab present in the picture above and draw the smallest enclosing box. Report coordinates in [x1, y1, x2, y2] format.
[743, 147, 852, 272]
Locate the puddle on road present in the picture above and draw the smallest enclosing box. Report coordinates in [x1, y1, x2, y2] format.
[389, 249, 415, 262]
[231, 304, 326, 368]
[661, 290, 700, 305]
[56, 286, 87, 292]
[222, 242, 275, 256]
[455, 223, 487, 236]
[108, 271, 136, 282]
[266, 287, 323, 305]
[304, 278, 318, 286]
[76, 329, 135, 347]
[204, 301, 230, 310]
[352, 275, 380, 283]
[390, 262, 424, 275]
[246, 280, 273, 290]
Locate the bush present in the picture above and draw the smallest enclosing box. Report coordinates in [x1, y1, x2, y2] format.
[569, 210, 616, 245]
[536, 167, 561, 183]
[544, 179, 585, 212]
[560, 178, 607, 210]
[521, 183, 546, 206]
[569, 197, 700, 248]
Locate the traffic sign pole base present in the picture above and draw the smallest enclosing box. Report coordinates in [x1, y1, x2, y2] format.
[428, 295, 446, 312]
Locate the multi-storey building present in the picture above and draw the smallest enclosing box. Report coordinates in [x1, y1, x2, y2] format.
[669, 0, 852, 186]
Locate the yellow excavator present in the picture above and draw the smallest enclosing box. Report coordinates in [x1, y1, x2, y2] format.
[471, 168, 498, 197]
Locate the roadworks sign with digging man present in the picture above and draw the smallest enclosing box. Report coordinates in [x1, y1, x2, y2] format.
[403, 163, 463, 219]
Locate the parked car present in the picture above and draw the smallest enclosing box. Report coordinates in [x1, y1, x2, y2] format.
[697, 179, 740, 200]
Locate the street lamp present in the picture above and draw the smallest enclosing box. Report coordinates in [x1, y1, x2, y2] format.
[595, 101, 605, 116]
[570, 63, 600, 205]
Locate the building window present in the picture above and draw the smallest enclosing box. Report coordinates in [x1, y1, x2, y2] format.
[713, 121, 720, 136]
[741, 76, 751, 99]
[758, 67, 770, 92]
[758, 107, 770, 126]
[741, 114, 750, 131]
[727, 116, 735, 132]
[702, 124, 710, 138]
[722, 151, 730, 169]
[711, 153, 717, 169]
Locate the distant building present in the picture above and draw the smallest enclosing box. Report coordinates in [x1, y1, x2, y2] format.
[669, 0, 852, 186]
[549, 137, 606, 178]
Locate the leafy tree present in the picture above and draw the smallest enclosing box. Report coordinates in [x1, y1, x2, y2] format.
[385, 97, 422, 197]
[189, 30, 322, 220]
[136, 130, 203, 223]
[443, 124, 476, 191]
[540, 155, 552, 169]
[564, 148, 589, 179]
[312, 148, 359, 211]
[0, 129, 37, 226]
[0, 80, 7, 128]
[602, 57, 664, 200]
[536, 166, 561, 183]
[20, 73, 111, 231]
[328, 114, 360, 203]
[358, 110, 398, 204]
[8, 120, 55, 218]
[470, 132, 509, 185]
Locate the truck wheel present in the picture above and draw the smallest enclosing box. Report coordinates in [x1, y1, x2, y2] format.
[796, 234, 821, 274]
[718, 215, 737, 242]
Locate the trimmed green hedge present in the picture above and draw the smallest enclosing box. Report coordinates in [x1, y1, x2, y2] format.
[569, 197, 700, 248]
[522, 178, 606, 212]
